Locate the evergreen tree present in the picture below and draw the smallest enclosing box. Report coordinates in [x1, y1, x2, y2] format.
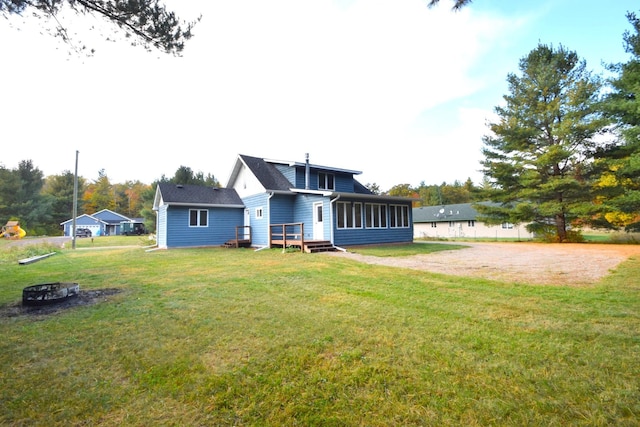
[170, 166, 220, 187]
[427, 0, 472, 10]
[478, 44, 608, 242]
[0, 160, 52, 233]
[1, 0, 199, 55]
[42, 171, 86, 234]
[595, 12, 640, 231]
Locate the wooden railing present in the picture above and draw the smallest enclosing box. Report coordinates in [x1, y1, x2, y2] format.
[236, 225, 251, 242]
[269, 222, 305, 251]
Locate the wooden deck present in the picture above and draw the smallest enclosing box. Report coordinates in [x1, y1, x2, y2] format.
[270, 223, 336, 253]
[271, 239, 336, 253]
[222, 224, 336, 253]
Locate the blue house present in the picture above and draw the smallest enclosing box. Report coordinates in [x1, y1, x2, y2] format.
[153, 154, 414, 250]
[61, 209, 135, 237]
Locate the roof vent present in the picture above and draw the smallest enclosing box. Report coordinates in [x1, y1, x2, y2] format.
[176, 184, 183, 189]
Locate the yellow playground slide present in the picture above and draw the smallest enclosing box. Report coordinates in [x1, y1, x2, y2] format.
[1, 221, 27, 239]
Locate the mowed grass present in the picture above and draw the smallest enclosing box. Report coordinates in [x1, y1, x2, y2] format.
[0, 243, 639, 426]
[349, 242, 468, 257]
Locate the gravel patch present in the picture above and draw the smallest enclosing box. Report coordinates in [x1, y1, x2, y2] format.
[328, 242, 640, 286]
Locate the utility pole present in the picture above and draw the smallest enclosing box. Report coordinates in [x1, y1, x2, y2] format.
[72, 150, 79, 250]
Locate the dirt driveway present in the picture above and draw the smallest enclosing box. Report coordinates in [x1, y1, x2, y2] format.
[330, 242, 640, 286]
[5, 236, 71, 248]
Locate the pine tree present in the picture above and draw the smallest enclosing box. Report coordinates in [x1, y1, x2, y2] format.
[595, 12, 640, 231]
[0, 0, 199, 55]
[478, 44, 608, 242]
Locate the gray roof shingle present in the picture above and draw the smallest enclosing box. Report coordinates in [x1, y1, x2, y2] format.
[158, 183, 243, 206]
[239, 154, 293, 192]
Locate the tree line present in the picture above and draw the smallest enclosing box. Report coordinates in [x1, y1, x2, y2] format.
[0, 163, 219, 236]
[1, 158, 472, 236]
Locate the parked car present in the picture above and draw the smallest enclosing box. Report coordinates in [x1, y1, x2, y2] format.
[75, 228, 92, 238]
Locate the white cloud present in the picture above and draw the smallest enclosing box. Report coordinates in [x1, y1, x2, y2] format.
[0, 1, 533, 190]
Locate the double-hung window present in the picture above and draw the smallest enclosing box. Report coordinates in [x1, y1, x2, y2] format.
[389, 205, 409, 228]
[365, 203, 387, 228]
[189, 209, 208, 227]
[318, 172, 335, 190]
[337, 201, 362, 229]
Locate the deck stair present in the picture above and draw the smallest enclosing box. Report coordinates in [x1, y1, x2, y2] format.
[303, 241, 336, 253]
[222, 239, 251, 249]
[222, 225, 252, 249]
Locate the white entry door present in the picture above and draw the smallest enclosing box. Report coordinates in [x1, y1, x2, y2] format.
[244, 209, 251, 239]
[313, 202, 324, 240]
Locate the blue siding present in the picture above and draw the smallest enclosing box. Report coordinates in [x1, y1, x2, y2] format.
[292, 167, 354, 192]
[333, 172, 355, 193]
[270, 195, 295, 224]
[93, 210, 128, 222]
[243, 193, 272, 247]
[292, 194, 327, 240]
[274, 164, 296, 186]
[165, 206, 243, 248]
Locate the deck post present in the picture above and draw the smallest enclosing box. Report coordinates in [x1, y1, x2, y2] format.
[282, 224, 287, 253]
[300, 223, 304, 252]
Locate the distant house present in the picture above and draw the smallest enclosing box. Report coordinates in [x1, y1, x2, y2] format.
[153, 154, 414, 250]
[413, 203, 533, 240]
[61, 209, 143, 237]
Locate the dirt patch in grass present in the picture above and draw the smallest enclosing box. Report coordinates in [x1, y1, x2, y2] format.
[329, 242, 640, 286]
[0, 288, 122, 319]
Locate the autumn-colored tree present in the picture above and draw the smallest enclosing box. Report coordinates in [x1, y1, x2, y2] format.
[82, 169, 116, 214]
[592, 12, 640, 231]
[113, 180, 151, 218]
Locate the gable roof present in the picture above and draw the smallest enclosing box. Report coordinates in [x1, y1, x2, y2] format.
[60, 213, 107, 226]
[413, 202, 498, 223]
[93, 209, 131, 222]
[155, 183, 244, 208]
[238, 154, 293, 192]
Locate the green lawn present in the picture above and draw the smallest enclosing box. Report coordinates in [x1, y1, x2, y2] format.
[0, 242, 638, 426]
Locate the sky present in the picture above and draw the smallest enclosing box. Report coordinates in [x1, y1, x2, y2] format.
[1, 0, 638, 191]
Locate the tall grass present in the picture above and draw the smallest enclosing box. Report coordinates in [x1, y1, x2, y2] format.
[1, 246, 638, 425]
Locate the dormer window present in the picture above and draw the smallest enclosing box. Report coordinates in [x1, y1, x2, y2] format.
[318, 172, 334, 190]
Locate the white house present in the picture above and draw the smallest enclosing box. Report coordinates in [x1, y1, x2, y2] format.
[413, 203, 533, 240]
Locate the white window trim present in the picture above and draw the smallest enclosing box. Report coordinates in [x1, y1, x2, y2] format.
[189, 209, 208, 227]
[255, 207, 264, 219]
[389, 204, 409, 228]
[318, 172, 335, 191]
[337, 201, 363, 230]
[365, 203, 387, 229]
